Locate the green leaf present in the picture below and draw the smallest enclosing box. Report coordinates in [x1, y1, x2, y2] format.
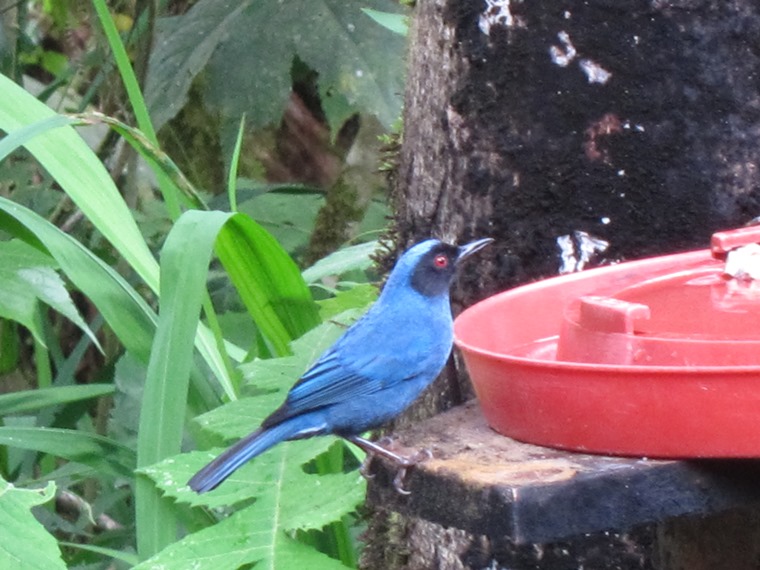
[135, 493, 354, 570]
[0, 240, 101, 350]
[361, 8, 409, 36]
[215, 214, 320, 356]
[134, 209, 317, 558]
[145, 313, 361, 509]
[0, 197, 158, 362]
[0, 77, 235, 397]
[0, 480, 65, 570]
[147, 0, 406, 131]
[302, 240, 379, 283]
[136, 209, 232, 560]
[0, 72, 159, 291]
[0, 427, 135, 478]
[317, 283, 378, 320]
[145, 0, 254, 131]
[0, 114, 78, 163]
[0, 384, 114, 416]
[140, 440, 364, 570]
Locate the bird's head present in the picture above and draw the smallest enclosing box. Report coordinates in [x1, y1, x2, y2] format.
[384, 238, 494, 298]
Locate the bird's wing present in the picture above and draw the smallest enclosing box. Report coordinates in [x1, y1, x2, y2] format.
[288, 349, 415, 409]
[261, 347, 428, 428]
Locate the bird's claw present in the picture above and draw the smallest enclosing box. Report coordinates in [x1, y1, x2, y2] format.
[391, 447, 433, 495]
[393, 466, 412, 495]
[347, 435, 433, 494]
[359, 455, 376, 480]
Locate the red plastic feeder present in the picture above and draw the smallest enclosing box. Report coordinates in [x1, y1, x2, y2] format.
[454, 226, 760, 457]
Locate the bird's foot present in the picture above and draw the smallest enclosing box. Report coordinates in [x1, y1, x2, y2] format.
[392, 448, 433, 494]
[347, 435, 432, 494]
[359, 454, 376, 480]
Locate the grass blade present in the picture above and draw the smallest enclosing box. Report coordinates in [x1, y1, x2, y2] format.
[0, 385, 114, 416]
[0, 72, 159, 293]
[135, 209, 232, 560]
[0, 197, 157, 362]
[0, 427, 135, 478]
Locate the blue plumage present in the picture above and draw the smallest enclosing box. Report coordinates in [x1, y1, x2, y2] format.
[188, 237, 492, 493]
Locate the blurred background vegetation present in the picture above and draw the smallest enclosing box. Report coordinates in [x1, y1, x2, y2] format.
[0, 0, 409, 568]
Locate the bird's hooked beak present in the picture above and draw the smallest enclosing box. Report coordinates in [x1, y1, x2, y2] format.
[456, 238, 494, 263]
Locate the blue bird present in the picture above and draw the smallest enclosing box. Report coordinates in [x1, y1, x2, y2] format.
[188, 237, 492, 494]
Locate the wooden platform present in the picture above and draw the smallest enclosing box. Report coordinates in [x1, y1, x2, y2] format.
[366, 400, 760, 544]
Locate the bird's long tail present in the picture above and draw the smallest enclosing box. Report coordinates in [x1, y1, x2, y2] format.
[188, 416, 321, 493]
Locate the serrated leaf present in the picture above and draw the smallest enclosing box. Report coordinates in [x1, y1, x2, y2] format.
[134, 497, 348, 570]
[0, 480, 65, 570]
[0, 240, 101, 350]
[142, 437, 336, 509]
[139, 442, 364, 570]
[145, 0, 253, 131]
[147, 0, 406, 132]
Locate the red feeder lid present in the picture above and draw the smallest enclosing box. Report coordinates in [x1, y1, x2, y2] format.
[454, 226, 760, 458]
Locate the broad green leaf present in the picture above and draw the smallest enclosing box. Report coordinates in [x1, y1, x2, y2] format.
[0, 427, 135, 478]
[142, 437, 337, 509]
[135, 209, 317, 558]
[134, 493, 351, 570]
[0, 480, 65, 570]
[147, 0, 406, 131]
[0, 384, 114, 416]
[140, 442, 364, 570]
[0, 239, 101, 350]
[215, 214, 320, 356]
[149, 313, 362, 506]
[141, 311, 366, 567]
[302, 240, 380, 283]
[145, 0, 253, 131]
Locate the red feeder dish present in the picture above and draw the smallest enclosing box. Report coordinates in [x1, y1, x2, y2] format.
[454, 226, 760, 457]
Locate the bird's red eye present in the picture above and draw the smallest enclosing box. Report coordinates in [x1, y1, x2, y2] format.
[434, 254, 448, 268]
